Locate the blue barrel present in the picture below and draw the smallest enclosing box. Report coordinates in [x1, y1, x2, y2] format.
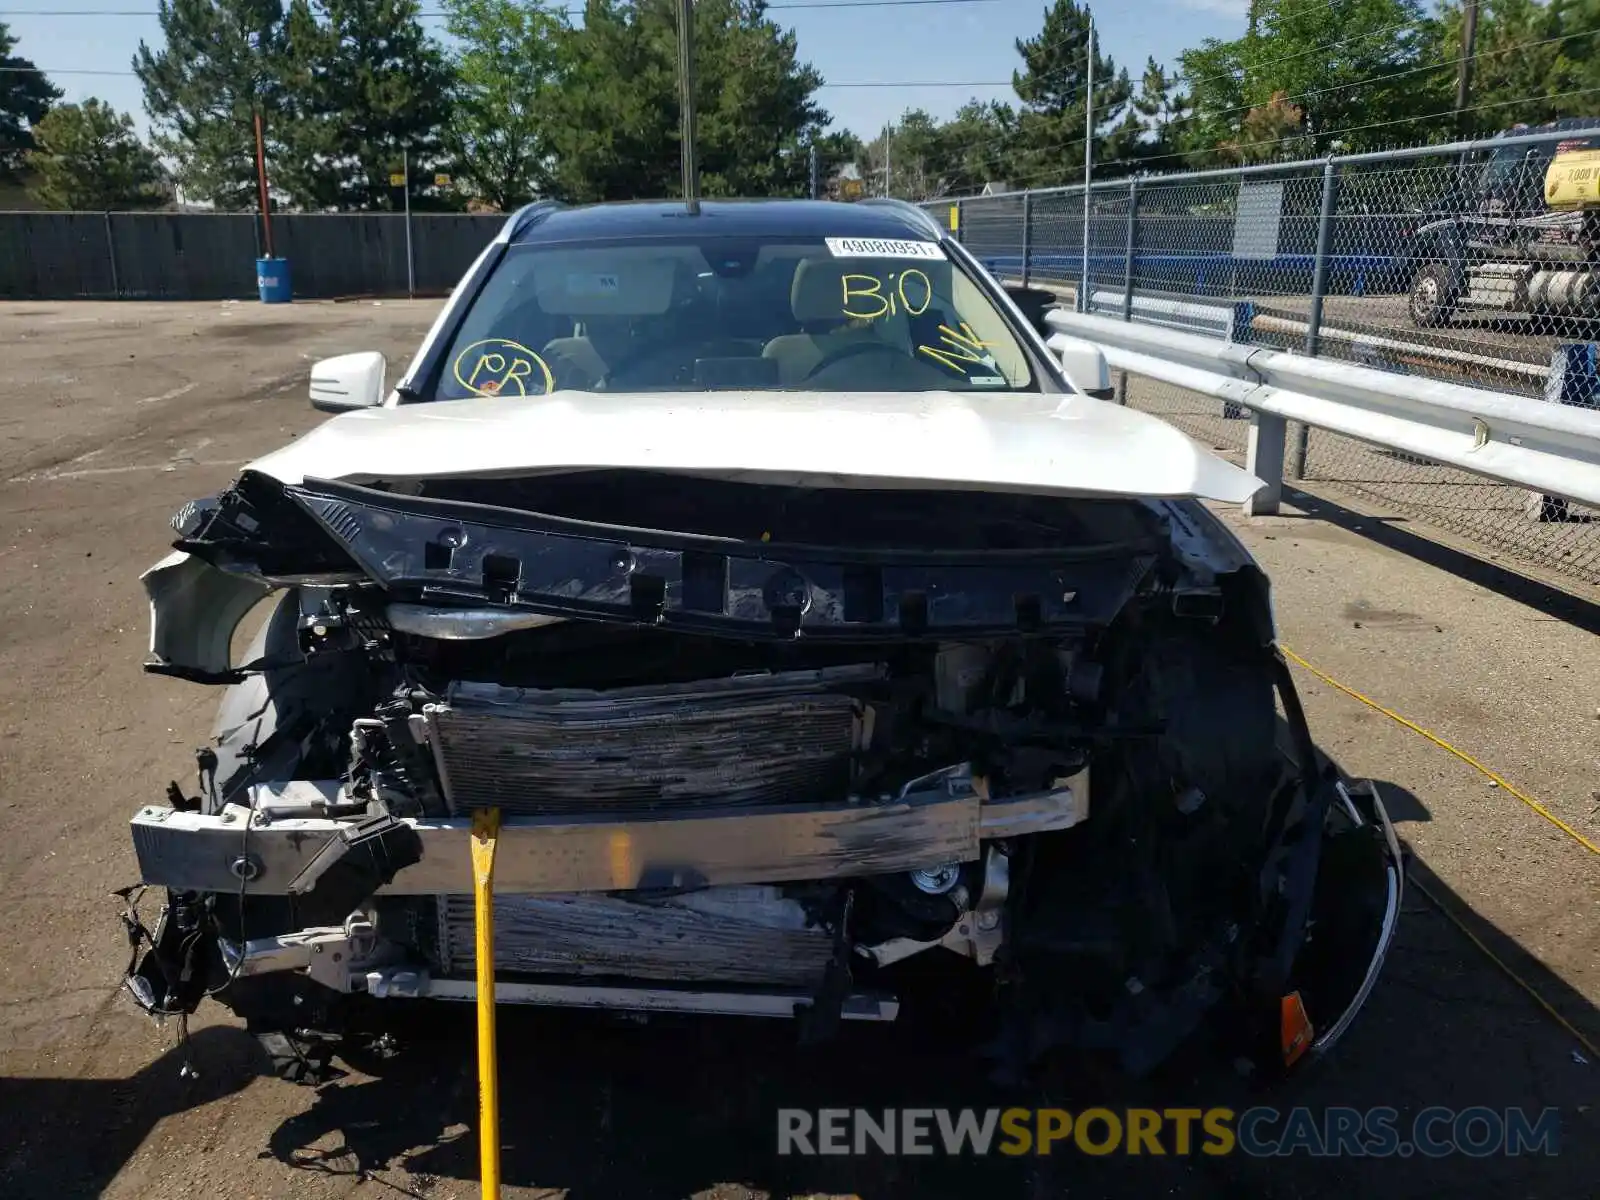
[256, 257, 291, 304]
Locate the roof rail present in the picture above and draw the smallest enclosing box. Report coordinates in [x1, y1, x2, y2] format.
[858, 197, 945, 240]
[501, 199, 565, 243]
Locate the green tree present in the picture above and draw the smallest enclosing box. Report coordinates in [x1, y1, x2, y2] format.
[864, 108, 947, 199]
[1433, 0, 1595, 136]
[933, 99, 1017, 196]
[1177, 0, 1439, 165]
[134, 0, 286, 209]
[547, 0, 825, 202]
[441, 0, 566, 210]
[1129, 56, 1189, 166]
[1009, 0, 1134, 186]
[280, 0, 454, 210]
[813, 126, 862, 195]
[25, 99, 166, 209]
[0, 21, 62, 179]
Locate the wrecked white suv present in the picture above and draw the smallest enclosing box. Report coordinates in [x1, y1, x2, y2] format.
[122, 198, 1402, 1081]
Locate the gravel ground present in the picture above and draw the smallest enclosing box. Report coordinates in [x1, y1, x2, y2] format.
[0, 300, 1593, 1200]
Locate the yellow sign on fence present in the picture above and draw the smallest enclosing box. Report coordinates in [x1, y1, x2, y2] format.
[389, 172, 406, 186]
[949, 204, 960, 232]
[435, 173, 452, 187]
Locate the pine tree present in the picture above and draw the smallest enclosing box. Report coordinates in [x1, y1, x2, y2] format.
[1009, 1, 1134, 186]
[1131, 57, 1189, 167]
[546, 0, 825, 203]
[26, 99, 166, 209]
[134, 0, 287, 209]
[0, 20, 62, 179]
[282, 0, 453, 211]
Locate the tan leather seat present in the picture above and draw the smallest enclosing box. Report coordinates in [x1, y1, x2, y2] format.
[763, 258, 912, 385]
[540, 334, 608, 387]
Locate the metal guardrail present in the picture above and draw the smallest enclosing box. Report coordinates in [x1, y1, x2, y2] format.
[1018, 279, 1556, 388]
[1045, 309, 1600, 526]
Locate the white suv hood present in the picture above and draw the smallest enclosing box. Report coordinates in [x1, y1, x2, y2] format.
[250, 389, 1264, 503]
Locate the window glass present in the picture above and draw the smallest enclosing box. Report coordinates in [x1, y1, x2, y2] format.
[432, 234, 1035, 400]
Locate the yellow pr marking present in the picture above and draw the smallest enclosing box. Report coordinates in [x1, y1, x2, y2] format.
[452, 337, 555, 398]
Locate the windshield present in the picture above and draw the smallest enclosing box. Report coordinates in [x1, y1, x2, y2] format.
[430, 233, 1035, 399]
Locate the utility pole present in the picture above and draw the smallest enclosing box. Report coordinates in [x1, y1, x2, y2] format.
[1454, 0, 1479, 130]
[677, 0, 699, 213]
[1079, 12, 1093, 312]
[253, 110, 274, 258]
[884, 126, 893, 197]
[809, 140, 820, 200]
[402, 148, 414, 299]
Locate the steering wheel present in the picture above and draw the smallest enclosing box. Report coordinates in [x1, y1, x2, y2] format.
[800, 340, 912, 382]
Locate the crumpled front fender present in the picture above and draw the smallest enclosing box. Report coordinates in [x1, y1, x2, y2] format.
[141, 550, 274, 682]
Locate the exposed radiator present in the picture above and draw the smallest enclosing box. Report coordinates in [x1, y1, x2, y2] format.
[436, 888, 835, 986]
[423, 665, 879, 816]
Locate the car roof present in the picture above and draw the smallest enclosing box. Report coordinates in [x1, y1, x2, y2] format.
[506, 198, 946, 245]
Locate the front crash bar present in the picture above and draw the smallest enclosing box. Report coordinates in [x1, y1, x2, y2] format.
[129, 769, 1088, 897]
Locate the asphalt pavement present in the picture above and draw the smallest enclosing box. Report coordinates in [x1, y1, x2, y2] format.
[0, 300, 1592, 1200]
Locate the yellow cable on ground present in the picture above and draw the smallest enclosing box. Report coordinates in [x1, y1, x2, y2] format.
[470, 807, 503, 1200]
[1279, 645, 1599, 857]
[1409, 874, 1599, 1062]
[1278, 644, 1598, 1058]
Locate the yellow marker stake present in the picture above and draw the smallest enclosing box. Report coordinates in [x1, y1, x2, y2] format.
[470, 807, 502, 1199]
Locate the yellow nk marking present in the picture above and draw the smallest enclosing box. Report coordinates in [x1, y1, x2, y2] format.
[918, 322, 994, 373]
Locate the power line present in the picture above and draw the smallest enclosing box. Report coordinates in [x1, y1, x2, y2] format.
[904, 14, 1433, 187]
[1006, 84, 1600, 190]
[0, 62, 1012, 87]
[0, 0, 1002, 12]
[976, 26, 1600, 190]
[1118, 85, 1600, 170]
[822, 79, 1011, 88]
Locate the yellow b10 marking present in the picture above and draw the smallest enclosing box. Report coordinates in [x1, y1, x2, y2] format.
[452, 337, 555, 398]
[841, 269, 934, 320]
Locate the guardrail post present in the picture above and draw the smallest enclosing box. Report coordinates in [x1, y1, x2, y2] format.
[1121, 179, 1138, 321]
[1245, 412, 1287, 516]
[1528, 342, 1600, 520]
[1289, 159, 1339, 478]
[1020, 192, 1032, 288]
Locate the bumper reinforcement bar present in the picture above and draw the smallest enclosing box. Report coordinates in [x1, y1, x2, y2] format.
[130, 767, 1088, 896]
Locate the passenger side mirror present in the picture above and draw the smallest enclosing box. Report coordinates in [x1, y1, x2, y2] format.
[1051, 335, 1115, 400]
[310, 351, 387, 412]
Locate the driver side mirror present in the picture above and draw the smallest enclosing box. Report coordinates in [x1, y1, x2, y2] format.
[310, 351, 387, 412]
[1051, 335, 1115, 400]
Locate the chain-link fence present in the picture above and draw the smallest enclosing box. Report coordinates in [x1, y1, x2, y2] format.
[932, 125, 1600, 589]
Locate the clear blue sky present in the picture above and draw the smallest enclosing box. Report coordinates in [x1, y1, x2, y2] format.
[2, 0, 1246, 142]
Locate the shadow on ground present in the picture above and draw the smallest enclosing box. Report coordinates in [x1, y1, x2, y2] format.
[1283, 488, 1600, 636]
[0, 1024, 262, 1199]
[252, 783, 1598, 1200]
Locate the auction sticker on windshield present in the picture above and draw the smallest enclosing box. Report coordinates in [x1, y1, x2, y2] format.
[825, 237, 945, 260]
